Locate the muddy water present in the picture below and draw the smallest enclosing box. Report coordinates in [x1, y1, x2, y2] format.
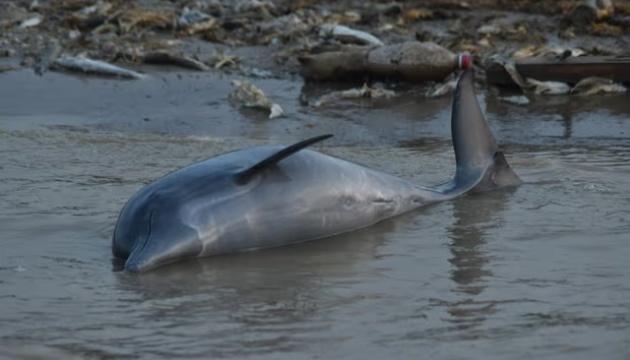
[1, 70, 629, 359]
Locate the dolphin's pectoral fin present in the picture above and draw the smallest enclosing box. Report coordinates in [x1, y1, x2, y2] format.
[235, 134, 333, 184]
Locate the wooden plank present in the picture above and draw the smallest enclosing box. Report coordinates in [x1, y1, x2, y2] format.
[486, 55, 630, 86]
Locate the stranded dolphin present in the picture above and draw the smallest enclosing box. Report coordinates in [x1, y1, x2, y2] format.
[112, 70, 521, 272]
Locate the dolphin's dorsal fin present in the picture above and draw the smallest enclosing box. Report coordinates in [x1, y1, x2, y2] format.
[235, 134, 333, 184]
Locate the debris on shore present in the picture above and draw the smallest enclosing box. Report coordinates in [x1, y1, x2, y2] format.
[426, 78, 458, 98]
[313, 83, 396, 107]
[487, 55, 630, 87]
[33, 39, 62, 75]
[564, 0, 615, 30]
[229, 80, 284, 119]
[487, 51, 629, 98]
[141, 51, 210, 71]
[208, 52, 239, 70]
[0, 0, 628, 105]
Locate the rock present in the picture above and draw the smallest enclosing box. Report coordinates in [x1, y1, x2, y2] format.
[229, 80, 284, 119]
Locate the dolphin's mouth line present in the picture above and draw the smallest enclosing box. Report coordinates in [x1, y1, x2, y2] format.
[127, 210, 154, 265]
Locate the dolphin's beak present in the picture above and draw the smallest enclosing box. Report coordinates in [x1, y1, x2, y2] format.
[124, 232, 202, 273]
[125, 257, 156, 272]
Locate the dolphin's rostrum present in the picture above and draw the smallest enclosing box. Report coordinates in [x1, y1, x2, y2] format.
[113, 70, 521, 272]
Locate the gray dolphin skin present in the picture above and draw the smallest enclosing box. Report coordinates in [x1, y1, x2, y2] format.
[112, 70, 521, 272]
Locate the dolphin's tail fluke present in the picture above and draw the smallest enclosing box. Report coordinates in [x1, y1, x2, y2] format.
[434, 70, 521, 198]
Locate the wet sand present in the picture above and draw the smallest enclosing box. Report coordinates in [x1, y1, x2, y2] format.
[1, 68, 630, 359]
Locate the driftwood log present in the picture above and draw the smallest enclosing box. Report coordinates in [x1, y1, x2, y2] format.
[486, 56, 630, 87]
[299, 41, 467, 82]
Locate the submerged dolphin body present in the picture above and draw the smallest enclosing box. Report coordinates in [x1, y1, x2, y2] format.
[113, 70, 521, 272]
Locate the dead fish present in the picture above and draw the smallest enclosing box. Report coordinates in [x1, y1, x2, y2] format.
[499, 95, 530, 105]
[426, 79, 457, 98]
[52, 55, 145, 79]
[525, 78, 571, 95]
[19, 15, 42, 28]
[571, 77, 627, 95]
[142, 51, 210, 71]
[313, 83, 396, 107]
[229, 80, 284, 119]
[319, 24, 383, 47]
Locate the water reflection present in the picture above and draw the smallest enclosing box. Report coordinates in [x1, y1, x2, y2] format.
[485, 90, 630, 146]
[486, 89, 630, 118]
[446, 190, 512, 329]
[113, 220, 399, 356]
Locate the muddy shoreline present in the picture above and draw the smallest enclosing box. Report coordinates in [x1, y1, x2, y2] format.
[2, 0, 629, 81]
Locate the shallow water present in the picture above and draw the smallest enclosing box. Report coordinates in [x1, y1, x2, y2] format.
[1, 70, 629, 359]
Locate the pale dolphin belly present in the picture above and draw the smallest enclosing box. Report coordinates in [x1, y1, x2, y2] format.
[192, 148, 441, 256]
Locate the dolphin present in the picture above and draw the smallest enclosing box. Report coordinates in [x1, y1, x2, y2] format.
[113, 70, 521, 272]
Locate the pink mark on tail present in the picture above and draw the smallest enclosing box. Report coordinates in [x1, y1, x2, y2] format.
[458, 54, 473, 70]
